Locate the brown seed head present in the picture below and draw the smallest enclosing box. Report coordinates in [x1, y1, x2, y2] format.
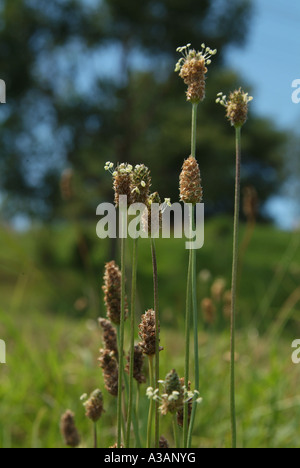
[113, 163, 133, 207]
[179, 156, 203, 205]
[102, 260, 128, 325]
[98, 348, 119, 397]
[84, 389, 105, 422]
[131, 164, 152, 204]
[125, 344, 146, 384]
[60, 410, 81, 448]
[159, 436, 170, 448]
[243, 185, 258, 222]
[211, 278, 226, 302]
[60, 168, 73, 201]
[180, 56, 207, 103]
[201, 298, 216, 324]
[223, 290, 232, 319]
[216, 88, 253, 128]
[175, 44, 217, 103]
[98, 318, 118, 357]
[138, 309, 159, 356]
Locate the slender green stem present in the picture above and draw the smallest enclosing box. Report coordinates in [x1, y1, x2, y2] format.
[184, 102, 199, 448]
[187, 208, 199, 448]
[116, 326, 127, 444]
[187, 394, 197, 448]
[117, 208, 127, 448]
[191, 103, 198, 158]
[123, 370, 141, 448]
[133, 382, 142, 448]
[93, 423, 97, 449]
[147, 355, 154, 448]
[151, 238, 160, 448]
[173, 414, 179, 449]
[122, 388, 127, 443]
[183, 204, 193, 448]
[126, 238, 138, 448]
[136, 381, 140, 424]
[230, 125, 242, 448]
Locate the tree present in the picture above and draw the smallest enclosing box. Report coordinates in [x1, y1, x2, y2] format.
[0, 0, 286, 222]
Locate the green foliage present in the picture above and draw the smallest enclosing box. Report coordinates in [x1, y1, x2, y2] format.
[0, 308, 299, 448]
[1, 219, 299, 330]
[0, 219, 300, 447]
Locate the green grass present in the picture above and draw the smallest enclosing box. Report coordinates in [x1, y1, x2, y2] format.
[0, 218, 300, 448]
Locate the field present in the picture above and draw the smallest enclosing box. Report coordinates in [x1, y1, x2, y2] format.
[0, 217, 300, 448]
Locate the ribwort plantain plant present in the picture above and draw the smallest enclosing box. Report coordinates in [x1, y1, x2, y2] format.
[126, 164, 151, 448]
[83, 389, 105, 448]
[143, 191, 164, 448]
[59, 42, 256, 451]
[216, 88, 253, 448]
[138, 308, 159, 448]
[146, 369, 202, 448]
[60, 410, 81, 448]
[176, 43, 216, 448]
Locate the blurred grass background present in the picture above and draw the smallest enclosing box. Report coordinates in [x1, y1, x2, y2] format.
[1, 217, 300, 448]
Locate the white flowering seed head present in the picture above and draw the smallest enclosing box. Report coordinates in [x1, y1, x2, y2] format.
[175, 43, 217, 103]
[216, 88, 253, 127]
[112, 162, 134, 207]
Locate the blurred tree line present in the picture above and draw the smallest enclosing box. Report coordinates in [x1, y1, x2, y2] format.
[0, 0, 287, 224]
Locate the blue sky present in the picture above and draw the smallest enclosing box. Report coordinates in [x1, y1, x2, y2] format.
[225, 0, 300, 229]
[226, 0, 300, 130]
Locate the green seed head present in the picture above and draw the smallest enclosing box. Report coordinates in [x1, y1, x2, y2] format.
[165, 369, 181, 395]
